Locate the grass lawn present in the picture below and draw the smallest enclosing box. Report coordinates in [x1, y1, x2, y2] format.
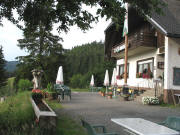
[71, 88, 90, 92]
[0, 77, 16, 96]
[160, 103, 180, 108]
[0, 91, 87, 135]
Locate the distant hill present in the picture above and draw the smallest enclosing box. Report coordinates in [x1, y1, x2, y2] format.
[5, 61, 18, 72]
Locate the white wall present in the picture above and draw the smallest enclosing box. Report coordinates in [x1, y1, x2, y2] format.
[155, 53, 164, 79]
[116, 50, 157, 88]
[164, 37, 180, 90]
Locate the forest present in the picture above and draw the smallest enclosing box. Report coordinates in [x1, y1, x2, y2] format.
[0, 41, 115, 90]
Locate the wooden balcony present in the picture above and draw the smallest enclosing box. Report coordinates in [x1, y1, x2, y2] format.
[111, 31, 157, 58]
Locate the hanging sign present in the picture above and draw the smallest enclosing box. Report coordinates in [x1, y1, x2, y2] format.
[114, 44, 125, 53]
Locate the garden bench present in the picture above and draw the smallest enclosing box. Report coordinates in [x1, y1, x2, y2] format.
[81, 119, 119, 135]
[54, 84, 71, 101]
[158, 116, 180, 132]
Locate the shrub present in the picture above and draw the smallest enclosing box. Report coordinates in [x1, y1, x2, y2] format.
[142, 96, 159, 105]
[47, 82, 54, 92]
[70, 74, 83, 88]
[18, 79, 32, 91]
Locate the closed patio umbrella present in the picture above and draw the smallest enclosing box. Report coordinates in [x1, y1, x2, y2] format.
[90, 75, 95, 87]
[104, 70, 109, 94]
[90, 75, 95, 92]
[56, 66, 64, 85]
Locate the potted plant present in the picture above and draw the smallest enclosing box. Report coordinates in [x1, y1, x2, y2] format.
[100, 89, 105, 97]
[107, 90, 113, 99]
[116, 75, 120, 80]
[136, 73, 140, 78]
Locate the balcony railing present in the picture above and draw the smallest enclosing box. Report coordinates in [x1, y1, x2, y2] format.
[111, 31, 157, 56]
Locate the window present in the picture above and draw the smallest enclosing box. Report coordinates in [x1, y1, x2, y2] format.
[137, 58, 154, 79]
[117, 64, 129, 79]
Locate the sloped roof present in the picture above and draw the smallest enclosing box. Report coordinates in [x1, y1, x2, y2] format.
[148, 0, 180, 37]
[104, 0, 180, 58]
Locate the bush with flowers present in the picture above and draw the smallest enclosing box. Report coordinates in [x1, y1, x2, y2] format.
[142, 96, 159, 105]
[32, 89, 43, 101]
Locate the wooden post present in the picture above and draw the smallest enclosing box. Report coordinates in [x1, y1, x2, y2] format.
[170, 90, 176, 106]
[124, 34, 128, 85]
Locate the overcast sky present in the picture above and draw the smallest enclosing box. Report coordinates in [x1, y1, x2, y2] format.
[0, 6, 111, 61]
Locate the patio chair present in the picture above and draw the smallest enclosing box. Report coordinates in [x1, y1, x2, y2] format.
[54, 84, 71, 101]
[81, 119, 119, 135]
[158, 116, 180, 132]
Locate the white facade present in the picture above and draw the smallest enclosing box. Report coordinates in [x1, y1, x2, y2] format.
[164, 37, 180, 90]
[116, 37, 180, 91]
[117, 50, 157, 88]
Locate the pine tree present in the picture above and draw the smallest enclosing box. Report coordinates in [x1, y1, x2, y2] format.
[0, 46, 6, 87]
[16, 24, 66, 86]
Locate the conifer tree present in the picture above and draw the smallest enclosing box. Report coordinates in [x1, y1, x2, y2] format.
[0, 46, 6, 87]
[17, 24, 65, 86]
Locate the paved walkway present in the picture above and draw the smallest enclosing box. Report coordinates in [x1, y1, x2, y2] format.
[56, 92, 180, 134]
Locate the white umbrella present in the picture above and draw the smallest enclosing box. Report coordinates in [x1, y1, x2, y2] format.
[104, 70, 109, 86]
[111, 69, 115, 86]
[56, 66, 64, 84]
[90, 75, 95, 86]
[104, 70, 109, 94]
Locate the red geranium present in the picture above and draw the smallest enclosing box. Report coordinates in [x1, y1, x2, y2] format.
[32, 89, 42, 93]
[32, 89, 43, 100]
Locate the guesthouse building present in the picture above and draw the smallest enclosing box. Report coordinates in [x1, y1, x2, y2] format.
[104, 0, 180, 103]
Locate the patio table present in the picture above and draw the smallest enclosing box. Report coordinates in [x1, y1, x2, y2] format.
[111, 118, 180, 135]
[174, 94, 180, 104]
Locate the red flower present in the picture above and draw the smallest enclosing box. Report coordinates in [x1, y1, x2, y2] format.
[32, 89, 42, 93]
[116, 75, 120, 79]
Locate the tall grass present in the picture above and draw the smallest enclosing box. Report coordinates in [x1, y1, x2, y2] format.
[0, 91, 37, 135]
[0, 77, 16, 96]
[0, 91, 87, 135]
[56, 114, 87, 135]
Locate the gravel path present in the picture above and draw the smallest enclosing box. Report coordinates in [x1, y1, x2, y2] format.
[56, 92, 180, 134]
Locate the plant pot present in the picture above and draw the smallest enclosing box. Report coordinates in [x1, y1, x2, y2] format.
[124, 96, 129, 101]
[108, 95, 112, 99]
[101, 93, 105, 97]
[52, 93, 57, 99]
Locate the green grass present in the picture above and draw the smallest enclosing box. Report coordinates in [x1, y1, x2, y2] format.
[160, 103, 180, 108]
[71, 88, 90, 92]
[0, 77, 16, 96]
[45, 99, 62, 110]
[45, 99, 87, 135]
[0, 90, 87, 135]
[0, 91, 37, 134]
[56, 114, 87, 135]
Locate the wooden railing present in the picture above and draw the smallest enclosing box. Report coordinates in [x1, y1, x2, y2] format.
[111, 31, 156, 55]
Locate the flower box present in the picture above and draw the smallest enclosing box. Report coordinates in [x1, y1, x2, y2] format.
[31, 90, 57, 130]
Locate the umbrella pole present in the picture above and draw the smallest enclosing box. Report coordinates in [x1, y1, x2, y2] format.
[106, 86, 108, 95]
[113, 86, 117, 98]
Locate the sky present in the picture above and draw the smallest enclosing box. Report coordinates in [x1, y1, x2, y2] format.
[0, 8, 111, 61]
